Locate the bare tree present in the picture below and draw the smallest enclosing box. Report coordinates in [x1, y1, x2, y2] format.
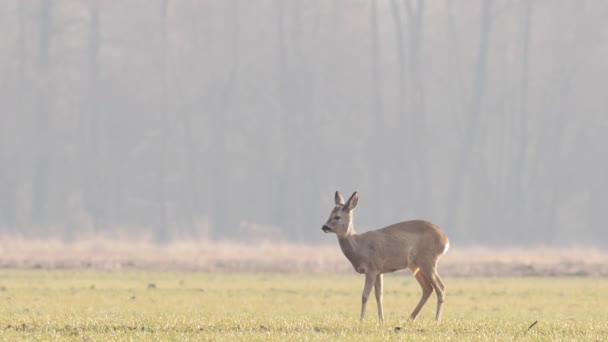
[369, 0, 387, 223]
[155, 0, 170, 241]
[506, 0, 534, 242]
[387, 0, 415, 217]
[32, 0, 54, 229]
[0, 0, 28, 231]
[77, 0, 105, 238]
[403, 0, 430, 216]
[444, 0, 493, 240]
[212, 0, 240, 239]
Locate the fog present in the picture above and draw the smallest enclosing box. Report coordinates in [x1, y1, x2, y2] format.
[0, 1, 606, 246]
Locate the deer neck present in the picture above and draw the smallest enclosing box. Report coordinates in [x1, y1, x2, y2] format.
[337, 224, 361, 268]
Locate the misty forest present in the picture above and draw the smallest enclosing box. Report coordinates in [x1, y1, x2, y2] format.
[0, 0, 606, 246]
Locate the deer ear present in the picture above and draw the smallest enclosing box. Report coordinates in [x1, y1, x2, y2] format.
[345, 191, 359, 211]
[334, 191, 345, 205]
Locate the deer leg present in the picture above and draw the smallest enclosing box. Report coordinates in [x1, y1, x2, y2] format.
[436, 273, 445, 292]
[419, 264, 445, 322]
[410, 269, 433, 320]
[360, 273, 376, 321]
[433, 271, 446, 321]
[374, 274, 384, 321]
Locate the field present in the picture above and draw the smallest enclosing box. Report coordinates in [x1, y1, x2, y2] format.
[0, 270, 606, 341]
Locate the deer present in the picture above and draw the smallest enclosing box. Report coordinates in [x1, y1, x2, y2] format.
[321, 191, 449, 322]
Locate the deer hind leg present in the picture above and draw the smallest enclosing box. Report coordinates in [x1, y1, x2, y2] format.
[410, 268, 433, 320]
[360, 272, 376, 321]
[434, 272, 446, 320]
[436, 273, 445, 292]
[419, 263, 445, 322]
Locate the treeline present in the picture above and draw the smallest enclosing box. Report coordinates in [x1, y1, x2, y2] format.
[0, 1, 606, 244]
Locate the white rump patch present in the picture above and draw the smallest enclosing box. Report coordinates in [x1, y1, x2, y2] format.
[443, 241, 450, 254]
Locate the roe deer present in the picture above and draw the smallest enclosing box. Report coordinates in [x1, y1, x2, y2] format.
[322, 191, 449, 322]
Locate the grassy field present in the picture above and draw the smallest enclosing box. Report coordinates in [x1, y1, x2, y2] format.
[0, 270, 606, 341]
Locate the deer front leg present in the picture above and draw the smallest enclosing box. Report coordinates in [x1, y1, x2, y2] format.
[360, 272, 376, 320]
[375, 274, 384, 321]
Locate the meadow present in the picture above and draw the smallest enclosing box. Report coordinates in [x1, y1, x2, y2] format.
[0, 270, 606, 341]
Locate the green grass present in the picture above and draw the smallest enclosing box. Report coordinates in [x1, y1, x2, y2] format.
[0, 270, 606, 341]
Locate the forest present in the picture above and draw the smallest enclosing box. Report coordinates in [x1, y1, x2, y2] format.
[0, 0, 606, 245]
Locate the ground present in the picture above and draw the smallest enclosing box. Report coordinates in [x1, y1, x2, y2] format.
[0, 270, 606, 341]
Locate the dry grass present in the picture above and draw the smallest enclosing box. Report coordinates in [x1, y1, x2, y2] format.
[1, 237, 607, 276]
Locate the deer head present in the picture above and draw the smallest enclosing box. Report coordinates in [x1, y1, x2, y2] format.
[322, 191, 358, 237]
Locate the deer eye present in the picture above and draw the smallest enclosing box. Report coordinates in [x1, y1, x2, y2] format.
[333, 216, 340, 220]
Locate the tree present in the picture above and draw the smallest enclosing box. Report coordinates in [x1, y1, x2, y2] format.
[444, 0, 493, 242]
[31, 0, 54, 229]
[211, 0, 240, 239]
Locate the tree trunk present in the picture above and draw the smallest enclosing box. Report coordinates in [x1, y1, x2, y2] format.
[507, 0, 534, 243]
[403, 0, 430, 217]
[369, 0, 386, 222]
[32, 0, 53, 229]
[274, 0, 292, 239]
[388, 0, 415, 217]
[79, 0, 105, 238]
[156, 0, 170, 242]
[2, 0, 28, 231]
[212, 0, 240, 239]
[444, 0, 493, 240]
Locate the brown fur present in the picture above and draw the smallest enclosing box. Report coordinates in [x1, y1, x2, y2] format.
[322, 191, 449, 322]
